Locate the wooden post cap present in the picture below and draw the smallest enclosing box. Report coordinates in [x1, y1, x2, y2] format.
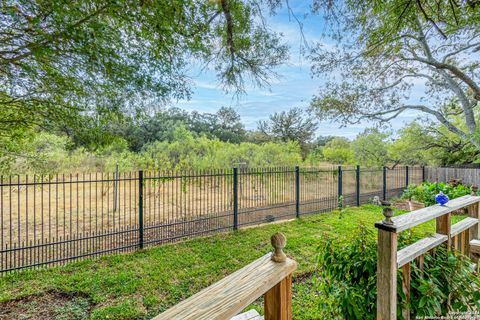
[382, 207, 394, 225]
[271, 233, 287, 262]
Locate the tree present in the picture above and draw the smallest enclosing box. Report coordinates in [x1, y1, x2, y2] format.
[322, 137, 354, 164]
[388, 123, 435, 166]
[0, 0, 287, 138]
[112, 108, 189, 152]
[391, 120, 479, 166]
[110, 107, 246, 151]
[311, 135, 336, 148]
[211, 107, 246, 143]
[258, 107, 318, 156]
[309, 1, 480, 150]
[245, 130, 272, 144]
[352, 129, 390, 167]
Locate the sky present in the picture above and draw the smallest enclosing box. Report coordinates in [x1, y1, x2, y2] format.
[175, 3, 420, 139]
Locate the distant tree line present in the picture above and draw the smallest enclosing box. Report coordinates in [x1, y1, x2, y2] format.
[109, 106, 247, 152]
[54, 106, 320, 154]
[2, 102, 479, 175]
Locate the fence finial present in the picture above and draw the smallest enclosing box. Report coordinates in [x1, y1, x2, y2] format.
[271, 233, 287, 262]
[382, 207, 394, 225]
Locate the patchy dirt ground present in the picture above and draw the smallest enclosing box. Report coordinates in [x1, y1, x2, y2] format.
[0, 291, 93, 320]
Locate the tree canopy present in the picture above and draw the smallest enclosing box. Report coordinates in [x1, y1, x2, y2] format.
[321, 137, 354, 164]
[110, 107, 246, 152]
[3, 0, 480, 169]
[309, 0, 480, 149]
[0, 0, 287, 138]
[351, 129, 390, 167]
[258, 107, 318, 156]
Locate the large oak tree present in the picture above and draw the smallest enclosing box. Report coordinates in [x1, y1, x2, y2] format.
[0, 0, 287, 137]
[309, 1, 480, 149]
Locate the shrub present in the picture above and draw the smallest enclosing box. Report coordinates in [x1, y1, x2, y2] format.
[1, 127, 305, 175]
[401, 181, 473, 206]
[315, 226, 480, 319]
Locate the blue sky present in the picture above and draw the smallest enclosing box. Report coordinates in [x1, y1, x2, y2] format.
[175, 3, 419, 139]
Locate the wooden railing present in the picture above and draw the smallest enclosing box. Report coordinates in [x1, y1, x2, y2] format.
[375, 195, 480, 320]
[153, 233, 297, 320]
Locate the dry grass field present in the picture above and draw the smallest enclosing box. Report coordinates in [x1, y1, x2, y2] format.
[0, 166, 421, 272]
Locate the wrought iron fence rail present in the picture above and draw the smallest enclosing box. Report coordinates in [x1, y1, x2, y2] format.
[0, 165, 425, 273]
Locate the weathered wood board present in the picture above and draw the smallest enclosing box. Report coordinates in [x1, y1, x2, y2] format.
[153, 253, 296, 320]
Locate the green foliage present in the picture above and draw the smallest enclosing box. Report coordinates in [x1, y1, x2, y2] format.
[139, 126, 302, 171]
[309, 0, 480, 153]
[352, 128, 389, 167]
[8, 116, 480, 175]
[0, 126, 303, 175]
[90, 300, 145, 320]
[314, 119, 480, 167]
[391, 119, 480, 166]
[402, 181, 473, 206]
[0, 0, 288, 138]
[408, 249, 480, 318]
[322, 137, 354, 164]
[257, 107, 318, 157]
[315, 226, 377, 319]
[316, 226, 480, 319]
[3, 132, 86, 175]
[113, 107, 246, 152]
[337, 195, 344, 211]
[387, 123, 431, 166]
[54, 297, 91, 320]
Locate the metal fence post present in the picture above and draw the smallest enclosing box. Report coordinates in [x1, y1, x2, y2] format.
[295, 166, 300, 218]
[233, 167, 238, 230]
[422, 166, 426, 182]
[356, 165, 360, 206]
[405, 165, 409, 188]
[138, 170, 144, 249]
[383, 166, 387, 201]
[113, 163, 119, 212]
[338, 166, 343, 209]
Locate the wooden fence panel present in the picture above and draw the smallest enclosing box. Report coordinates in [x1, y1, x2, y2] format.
[426, 167, 480, 186]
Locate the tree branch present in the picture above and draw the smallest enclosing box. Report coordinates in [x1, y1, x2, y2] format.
[221, 0, 235, 67]
[441, 42, 480, 62]
[408, 56, 480, 100]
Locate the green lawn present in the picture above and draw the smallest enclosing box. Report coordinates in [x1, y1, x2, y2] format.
[0, 205, 457, 319]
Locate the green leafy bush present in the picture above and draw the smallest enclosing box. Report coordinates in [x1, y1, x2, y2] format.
[315, 226, 480, 319]
[402, 181, 473, 206]
[1, 127, 304, 175]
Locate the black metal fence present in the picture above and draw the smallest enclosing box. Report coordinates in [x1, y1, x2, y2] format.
[0, 165, 423, 273]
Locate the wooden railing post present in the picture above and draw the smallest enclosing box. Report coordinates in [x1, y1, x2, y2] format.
[436, 212, 452, 250]
[401, 263, 411, 320]
[264, 233, 293, 320]
[468, 202, 479, 239]
[468, 202, 480, 259]
[376, 208, 397, 320]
